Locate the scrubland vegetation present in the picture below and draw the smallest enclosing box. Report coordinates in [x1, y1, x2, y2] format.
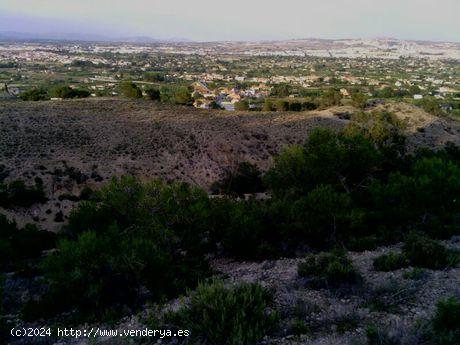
[1, 106, 459, 344]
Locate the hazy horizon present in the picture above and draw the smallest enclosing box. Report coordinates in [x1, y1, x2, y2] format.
[0, 0, 459, 42]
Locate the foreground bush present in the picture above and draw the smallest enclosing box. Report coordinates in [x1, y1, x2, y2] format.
[373, 252, 408, 272]
[0, 179, 47, 208]
[166, 280, 279, 345]
[403, 233, 458, 270]
[31, 177, 212, 320]
[373, 234, 458, 272]
[298, 250, 362, 288]
[50, 85, 90, 99]
[211, 162, 264, 196]
[19, 88, 48, 101]
[0, 214, 56, 272]
[429, 296, 460, 345]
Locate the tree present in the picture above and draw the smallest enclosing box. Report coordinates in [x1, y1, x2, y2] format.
[235, 100, 249, 111]
[50, 86, 90, 99]
[262, 99, 274, 111]
[289, 101, 302, 111]
[378, 87, 395, 99]
[351, 92, 368, 109]
[271, 83, 292, 97]
[120, 82, 142, 99]
[19, 88, 49, 101]
[145, 87, 161, 101]
[320, 89, 342, 107]
[274, 100, 289, 111]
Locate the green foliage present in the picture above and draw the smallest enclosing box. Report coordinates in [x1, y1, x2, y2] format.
[211, 162, 264, 196]
[290, 185, 351, 246]
[373, 252, 408, 272]
[275, 100, 289, 111]
[345, 111, 406, 154]
[50, 85, 90, 99]
[262, 99, 274, 111]
[429, 296, 460, 345]
[402, 267, 426, 280]
[402, 233, 458, 270]
[36, 177, 212, 320]
[365, 324, 399, 345]
[417, 97, 444, 117]
[377, 87, 395, 99]
[288, 101, 302, 111]
[144, 72, 165, 82]
[234, 100, 249, 111]
[271, 83, 292, 97]
[19, 88, 49, 101]
[160, 85, 192, 105]
[167, 280, 279, 345]
[145, 87, 161, 101]
[265, 128, 381, 197]
[120, 81, 142, 99]
[0, 179, 47, 208]
[214, 198, 283, 260]
[346, 236, 377, 252]
[320, 89, 342, 107]
[0, 214, 56, 272]
[298, 250, 362, 289]
[351, 92, 368, 109]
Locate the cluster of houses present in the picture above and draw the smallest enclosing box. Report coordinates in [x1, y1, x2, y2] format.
[191, 81, 270, 110]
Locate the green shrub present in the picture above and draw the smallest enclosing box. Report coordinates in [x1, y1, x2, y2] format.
[320, 89, 342, 107]
[365, 324, 399, 345]
[275, 100, 289, 111]
[298, 250, 362, 288]
[120, 82, 142, 99]
[211, 162, 264, 196]
[19, 88, 49, 101]
[234, 100, 249, 111]
[289, 101, 302, 111]
[290, 185, 351, 246]
[430, 296, 460, 345]
[50, 85, 90, 99]
[34, 177, 212, 321]
[145, 87, 161, 101]
[351, 92, 368, 109]
[0, 214, 56, 272]
[402, 267, 427, 280]
[403, 233, 458, 270]
[373, 252, 408, 272]
[215, 198, 282, 260]
[264, 128, 381, 197]
[0, 180, 47, 208]
[347, 236, 377, 252]
[167, 280, 279, 345]
[159, 85, 192, 105]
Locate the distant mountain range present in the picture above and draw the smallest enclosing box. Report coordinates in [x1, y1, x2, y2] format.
[0, 31, 191, 43]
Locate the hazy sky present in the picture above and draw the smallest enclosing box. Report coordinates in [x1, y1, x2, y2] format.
[0, 0, 459, 42]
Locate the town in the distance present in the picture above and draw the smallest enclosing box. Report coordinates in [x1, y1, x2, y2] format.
[1, 38, 459, 115]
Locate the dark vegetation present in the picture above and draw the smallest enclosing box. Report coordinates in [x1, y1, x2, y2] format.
[428, 296, 460, 345]
[165, 280, 279, 345]
[374, 232, 459, 271]
[298, 250, 362, 289]
[210, 162, 264, 196]
[0, 178, 47, 208]
[19, 85, 91, 101]
[0, 214, 56, 272]
[1, 110, 459, 336]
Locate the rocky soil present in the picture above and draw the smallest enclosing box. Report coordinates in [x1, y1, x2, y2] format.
[1, 98, 459, 230]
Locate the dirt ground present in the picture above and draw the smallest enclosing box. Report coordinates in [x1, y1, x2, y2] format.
[0, 98, 459, 230]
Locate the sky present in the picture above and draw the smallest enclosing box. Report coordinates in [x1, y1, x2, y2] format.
[0, 0, 459, 42]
